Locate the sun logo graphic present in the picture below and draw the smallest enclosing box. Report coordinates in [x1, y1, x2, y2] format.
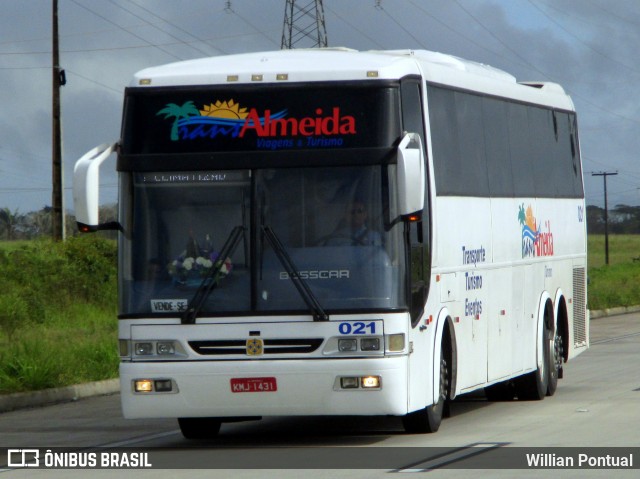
[156, 99, 287, 141]
[518, 204, 554, 258]
[199, 99, 248, 119]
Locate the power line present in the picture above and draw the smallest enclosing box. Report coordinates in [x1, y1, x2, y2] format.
[68, 0, 184, 61]
[234, 10, 279, 48]
[452, 0, 551, 81]
[107, 0, 218, 58]
[324, 5, 384, 48]
[65, 69, 121, 94]
[376, 2, 425, 48]
[527, 0, 640, 77]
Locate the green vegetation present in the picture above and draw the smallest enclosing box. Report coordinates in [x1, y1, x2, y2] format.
[587, 234, 640, 311]
[0, 233, 638, 394]
[0, 236, 117, 393]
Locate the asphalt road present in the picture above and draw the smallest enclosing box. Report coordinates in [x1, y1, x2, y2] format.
[1, 313, 639, 478]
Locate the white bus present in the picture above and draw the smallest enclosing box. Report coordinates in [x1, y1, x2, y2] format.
[74, 48, 588, 438]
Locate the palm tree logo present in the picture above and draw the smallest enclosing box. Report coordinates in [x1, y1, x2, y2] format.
[517, 203, 526, 226]
[156, 101, 200, 141]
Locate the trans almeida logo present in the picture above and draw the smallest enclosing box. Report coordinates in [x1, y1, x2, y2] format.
[156, 99, 356, 142]
[518, 203, 554, 258]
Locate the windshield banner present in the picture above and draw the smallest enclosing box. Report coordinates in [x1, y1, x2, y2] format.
[122, 84, 399, 154]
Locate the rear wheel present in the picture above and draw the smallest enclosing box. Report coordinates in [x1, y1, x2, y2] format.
[178, 417, 221, 439]
[547, 325, 563, 396]
[402, 355, 449, 433]
[516, 313, 552, 401]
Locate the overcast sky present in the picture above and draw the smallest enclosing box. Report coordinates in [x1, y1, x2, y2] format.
[1, 0, 639, 213]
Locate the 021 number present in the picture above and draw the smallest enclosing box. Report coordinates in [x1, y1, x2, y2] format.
[338, 321, 376, 335]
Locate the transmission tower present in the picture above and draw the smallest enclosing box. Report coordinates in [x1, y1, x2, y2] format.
[281, 0, 328, 49]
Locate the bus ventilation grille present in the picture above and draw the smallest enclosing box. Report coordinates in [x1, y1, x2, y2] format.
[573, 267, 587, 347]
[188, 338, 324, 355]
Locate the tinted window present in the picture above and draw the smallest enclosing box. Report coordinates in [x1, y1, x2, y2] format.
[428, 87, 489, 196]
[508, 102, 536, 196]
[427, 84, 583, 198]
[483, 98, 513, 196]
[428, 87, 461, 196]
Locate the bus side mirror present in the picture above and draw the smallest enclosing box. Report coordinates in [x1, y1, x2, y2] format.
[73, 143, 119, 232]
[397, 133, 425, 217]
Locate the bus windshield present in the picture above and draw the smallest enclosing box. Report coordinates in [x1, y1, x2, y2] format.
[119, 165, 407, 317]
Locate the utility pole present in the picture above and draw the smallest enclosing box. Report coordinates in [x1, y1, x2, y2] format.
[592, 171, 618, 265]
[52, 0, 65, 240]
[281, 0, 328, 49]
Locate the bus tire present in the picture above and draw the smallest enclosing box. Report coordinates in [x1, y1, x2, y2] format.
[178, 417, 221, 439]
[402, 356, 448, 433]
[547, 324, 563, 396]
[516, 314, 551, 401]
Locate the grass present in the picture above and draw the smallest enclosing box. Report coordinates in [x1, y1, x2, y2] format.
[587, 234, 640, 311]
[0, 233, 638, 394]
[0, 236, 118, 394]
[587, 234, 640, 268]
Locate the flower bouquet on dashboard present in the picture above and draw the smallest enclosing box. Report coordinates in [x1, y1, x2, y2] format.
[167, 232, 232, 287]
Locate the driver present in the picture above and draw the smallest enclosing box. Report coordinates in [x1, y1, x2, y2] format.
[324, 200, 382, 246]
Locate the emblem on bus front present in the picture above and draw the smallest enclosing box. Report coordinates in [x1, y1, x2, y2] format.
[246, 338, 264, 356]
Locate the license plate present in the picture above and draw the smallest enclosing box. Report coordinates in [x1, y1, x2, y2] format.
[230, 377, 277, 393]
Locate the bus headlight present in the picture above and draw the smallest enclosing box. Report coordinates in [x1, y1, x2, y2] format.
[135, 342, 154, 355]
[133, 378, 178, 394]
[361, 376, 381, 388]
[134, 379, 154, 392]
[324, 336, 385, 356]
[336, 375, 382, 390]
[156, 342, 175, 355]
[340, 377, 359, 389]
[360, 338, 380, 351]
[130, 340, 187, 358]
[338, 339, 357, 352]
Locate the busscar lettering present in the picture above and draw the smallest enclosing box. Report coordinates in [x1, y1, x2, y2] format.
[279, 269, 350, 280]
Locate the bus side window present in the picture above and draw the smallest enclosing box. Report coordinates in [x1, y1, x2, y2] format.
[409, 220, 427, 324]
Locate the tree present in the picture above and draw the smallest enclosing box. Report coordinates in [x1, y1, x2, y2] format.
[586, 205, 605, 234]
[611, 204, 640, 234]
[0, 207, 22, 240]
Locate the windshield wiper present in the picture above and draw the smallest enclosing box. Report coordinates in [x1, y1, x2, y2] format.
[182, 225, 245, 324]
[262, 225, 328, 322]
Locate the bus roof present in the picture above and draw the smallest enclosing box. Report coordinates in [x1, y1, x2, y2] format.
[131, 48, 574, 111]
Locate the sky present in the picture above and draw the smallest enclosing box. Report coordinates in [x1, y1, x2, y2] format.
[1, 0, 639, 213]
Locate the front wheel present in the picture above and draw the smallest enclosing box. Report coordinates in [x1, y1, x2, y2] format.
[402, 356, 448, 433]
[178, 417, 221, 439]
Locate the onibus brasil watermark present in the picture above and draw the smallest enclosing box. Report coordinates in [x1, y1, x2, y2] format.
[7, 449, 151, 469]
